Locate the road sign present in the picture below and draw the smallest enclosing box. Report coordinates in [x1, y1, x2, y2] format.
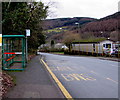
[0, 34, 2, 46]
[26, 29, 30, 36]
[25, 29, 30, 62]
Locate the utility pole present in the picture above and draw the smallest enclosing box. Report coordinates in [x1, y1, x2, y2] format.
[75, 22, 80, 33]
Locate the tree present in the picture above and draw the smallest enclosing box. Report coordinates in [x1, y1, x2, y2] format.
[63, 31, 81, 52]
[2, 2, 49, 52]
[51, 40, 55, 48]
[110, 30, 120, 41]
[2, 2, 28, 34]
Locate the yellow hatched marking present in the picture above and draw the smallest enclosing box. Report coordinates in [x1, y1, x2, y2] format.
[61, 74, 74, 81]
[76, 74, 87, 80]
[50, 66, 74, 71]
[69, 74, 81, 81]
[61, 73, 96, 81]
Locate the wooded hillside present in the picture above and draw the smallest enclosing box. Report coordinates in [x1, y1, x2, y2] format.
[43, 12, 120, 43]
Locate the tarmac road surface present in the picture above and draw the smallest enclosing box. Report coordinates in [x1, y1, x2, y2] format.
[40, 52, 118, 98]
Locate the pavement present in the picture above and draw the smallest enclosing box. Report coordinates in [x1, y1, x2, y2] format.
[98, 56, 120, 62]
[4, 55, 64, 98]
[40, 52, 118, 99]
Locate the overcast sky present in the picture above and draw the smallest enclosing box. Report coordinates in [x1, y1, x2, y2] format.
[39, 0, 119, 19]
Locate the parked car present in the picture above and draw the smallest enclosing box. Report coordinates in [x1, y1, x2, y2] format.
[104, 48, 116, 56]
[61, 45, 69, 50]
[114, 48, 120, 57]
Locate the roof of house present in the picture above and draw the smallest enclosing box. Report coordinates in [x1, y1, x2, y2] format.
[72, 38, 115, 44]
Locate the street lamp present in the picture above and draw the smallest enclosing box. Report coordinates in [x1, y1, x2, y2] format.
[75, 22, 80, 33]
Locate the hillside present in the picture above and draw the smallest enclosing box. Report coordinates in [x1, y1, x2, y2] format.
[43, 12, 120, 43]
[43, 17, 97, 30]
[82, 12, 119, 32]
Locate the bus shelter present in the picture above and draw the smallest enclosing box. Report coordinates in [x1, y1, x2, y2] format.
[2, 35, 26, 70]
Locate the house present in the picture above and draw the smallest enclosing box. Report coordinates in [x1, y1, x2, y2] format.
[71, 39, 116, 55]
[54, 43, 68, 50]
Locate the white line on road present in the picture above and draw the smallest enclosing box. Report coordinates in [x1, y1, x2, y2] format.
[90, 70, 99, 75]
[110, 64, 118, 67]
[106, 78, 118, 84]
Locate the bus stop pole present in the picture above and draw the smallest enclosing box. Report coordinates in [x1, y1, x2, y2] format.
[26, 36, 28, 62]
[26, 29, 30, 62]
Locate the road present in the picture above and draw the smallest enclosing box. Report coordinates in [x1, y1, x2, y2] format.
[40, 52, 118, 98]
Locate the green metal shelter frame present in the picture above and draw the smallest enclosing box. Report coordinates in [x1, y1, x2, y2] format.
[2, 35, 26, 70]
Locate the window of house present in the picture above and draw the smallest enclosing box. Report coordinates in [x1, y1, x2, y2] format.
[106, 44, 111, 48]
[103, 44, 106, 47]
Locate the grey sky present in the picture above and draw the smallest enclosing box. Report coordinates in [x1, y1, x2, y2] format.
[40, 0, 119, 19]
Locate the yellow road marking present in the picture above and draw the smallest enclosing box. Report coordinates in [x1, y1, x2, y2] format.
[50, 66, 74, 71]
[61, 74, 74, 81]
[40, 58, 73, 100]
[0, 34, 2, 46]
[61, 73, 96, 81]
[66, 67, 74, 71]
[106, 78, 118, 84]
[69, 74, 81, 81]
[76, 74, 87, 80]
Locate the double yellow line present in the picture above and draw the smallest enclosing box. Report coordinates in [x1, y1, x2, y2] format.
[40, 58, 73, 100]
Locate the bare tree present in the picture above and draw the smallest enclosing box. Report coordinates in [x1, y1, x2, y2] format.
[63, 31, 81, 52]
[110, 30, 120, 41]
